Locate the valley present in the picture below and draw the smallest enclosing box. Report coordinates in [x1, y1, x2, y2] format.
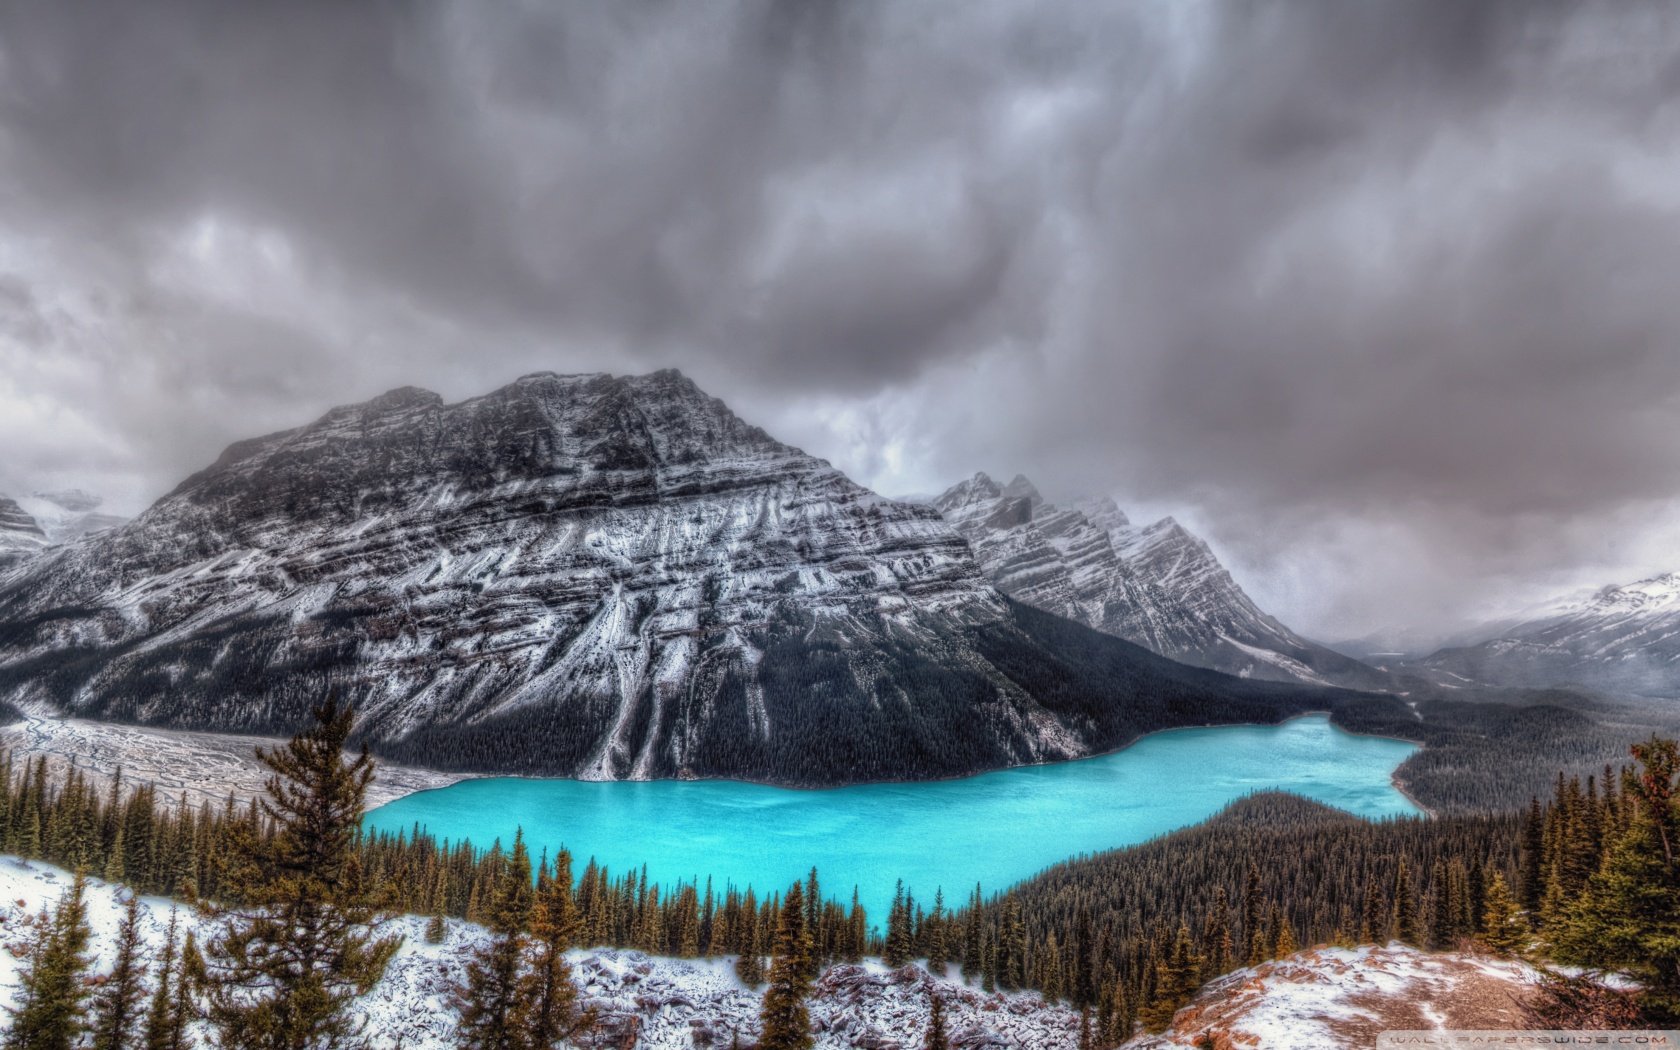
[362, 714, 1419, 919]
[7, 6, 1677, 1041]
[0, 369, 1675, 1045]
[0, 371, 1401, 790]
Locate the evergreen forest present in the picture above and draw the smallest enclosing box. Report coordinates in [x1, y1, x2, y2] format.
[0, 705, 1674, 1047]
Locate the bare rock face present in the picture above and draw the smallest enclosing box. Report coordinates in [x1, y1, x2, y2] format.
[933, 474, 1388, 690]
[0, 371, 1321, 783]
[0, 496, 46, 571]
[1412, 571, 1680, 697]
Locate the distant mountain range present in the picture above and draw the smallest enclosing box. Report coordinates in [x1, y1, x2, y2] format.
[1398, 572, 1680, 698]
[931, 473, 1390, 691]
[0, 371, 1351, 785]
[0, 490, 126, 571]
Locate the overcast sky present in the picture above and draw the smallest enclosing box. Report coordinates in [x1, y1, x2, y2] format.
[4, 0, 1680, 646]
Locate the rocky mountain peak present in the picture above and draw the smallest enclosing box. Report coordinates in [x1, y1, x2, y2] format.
[1072, 495, 1129, 532]
[30, 490, 102, 514]
[363, 386, 446, 415]
[930, 472, 1006, 524]
[0, 371, 1359, 783]
[932, 475, 1389, 690]
[1000, 474, 1044, 506]
[0, 497, 44, 541]
[1409, 567, 1680, 696]
[0, 497, 47, 571]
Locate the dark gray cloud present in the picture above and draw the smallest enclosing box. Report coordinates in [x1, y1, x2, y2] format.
[2, 0, 1680, 641]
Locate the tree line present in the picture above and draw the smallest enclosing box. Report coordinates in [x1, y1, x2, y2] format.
[1, 709, 1678, 1047]
[0, 703, 868, 1050]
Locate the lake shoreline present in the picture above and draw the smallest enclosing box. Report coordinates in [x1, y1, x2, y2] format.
[370, 707, 1425, 804]
[365, 715, 1421, 917]
[0, 708, 1429, 819]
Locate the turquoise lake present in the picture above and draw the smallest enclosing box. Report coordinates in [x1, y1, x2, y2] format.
[365, 714, 1419, 916]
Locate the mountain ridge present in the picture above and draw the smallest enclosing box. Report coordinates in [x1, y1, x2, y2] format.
[0, 370, 1352, 785]
[1404, 569, 1680, 697]
[0, 496, 47, 570]
[931, 472, 1390, 691]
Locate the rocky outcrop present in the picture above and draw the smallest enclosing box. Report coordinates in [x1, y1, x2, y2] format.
[0, 496, 46, 571]
[932, 474, 1388, 690]
[1126, 945, 1539, 1049]
[0, 372, 1325, 784]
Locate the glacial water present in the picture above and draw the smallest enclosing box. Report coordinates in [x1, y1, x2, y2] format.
[365, 714, 1419, 915]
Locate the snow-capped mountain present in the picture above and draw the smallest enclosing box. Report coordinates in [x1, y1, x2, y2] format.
[0, 496, 47, 569]
[1410, 571, 1680, 697]
[14, 490, 127, 544]
[0, 490, 126, 574]
[932, 473, 1388, 690]
[0, 371, 1322, 784]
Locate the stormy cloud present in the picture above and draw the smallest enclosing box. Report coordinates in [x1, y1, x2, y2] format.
[2, 0, 1680, 644]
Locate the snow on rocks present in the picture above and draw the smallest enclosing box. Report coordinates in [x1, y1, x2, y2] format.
[0, 713, 467, 812]
[0, 856, 1080, 1050]
[1413, 568, 1680, 695]
[1124, 944, 1541, 1050]
[0, 371, 1025, 783]
[931, 473, 1385, 691]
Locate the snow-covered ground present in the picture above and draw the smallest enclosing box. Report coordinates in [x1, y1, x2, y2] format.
[0, 857, 1081, 1049]
[0, 715, 468, 810]
[1125, 944, 1543, 1049]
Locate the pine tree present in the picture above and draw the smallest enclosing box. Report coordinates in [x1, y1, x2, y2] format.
[1201, 888, 1233, 979]
[524, 849, 595, 1050]
[1468, 859, 1488, 934]
[923, 990, 948, 1050]
[998, 899, 1024, 991]
[1552, 736, 1680, 1020]
[1241, 863, 1263, 965]
[4, 874, 94, 1050]
[927, 890, 947, 977]
[1274, 919, 1299, 958]
[103, 820, 127, 885]
[1360, 872, 1385, 944]
[1040, 931, 1063, 1003]
[758, 881, 814, 1050]
[426, 867, 450, 945]
[883, 881, 911, 968]
[172, 932, 203, 1050]
[1520, 796, 1546, 922]
[1071, 906, 1095, 1009]
[1140, 924, 1199, 1032]
[89, 891, 149, 1050]
[735, 889, 765, 987]
[1427, 857, 1453, 950]
[200, 700, 401, 1050]
[1392, 860, 1419, 947]
[803, 869, 821, 972]
[845, 888, 865, 966]
[961, 886, 983, 981]
[142, 909, 183, 1050]
[455, 831, 536, 1050]
[1478, 872, 1525, 956]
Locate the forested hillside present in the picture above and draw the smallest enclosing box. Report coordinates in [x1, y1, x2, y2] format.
[0, 709, 1674, 1044]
